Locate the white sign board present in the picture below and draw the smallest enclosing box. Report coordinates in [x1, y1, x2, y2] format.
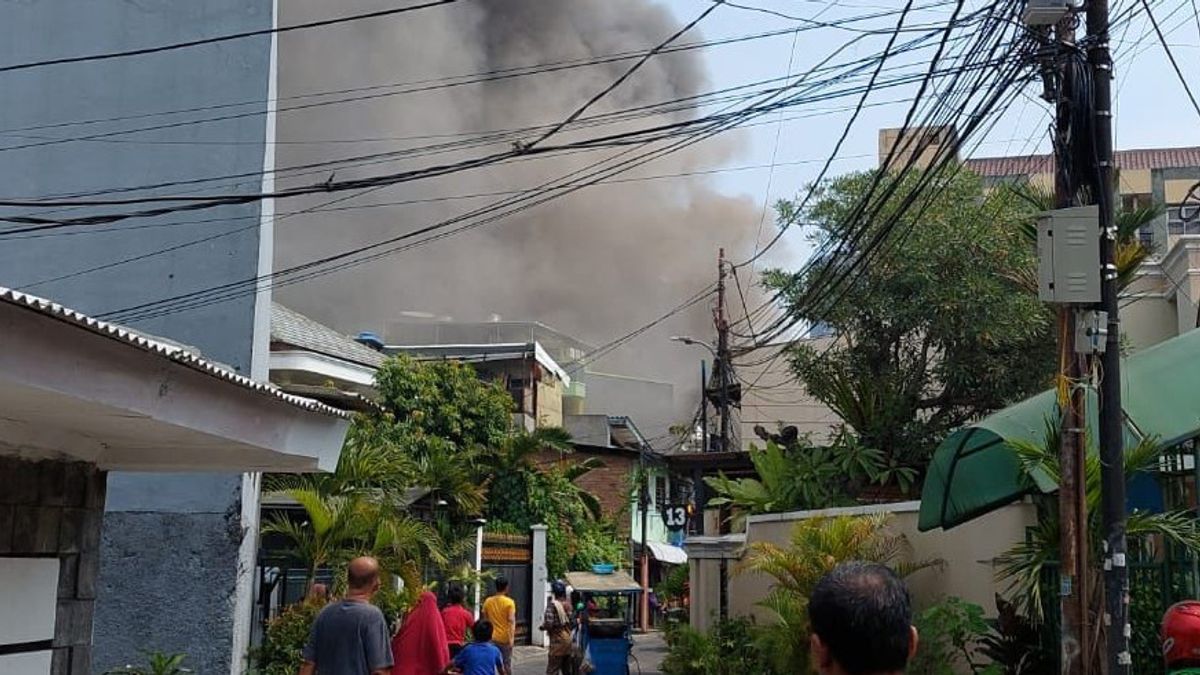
[0, 557, 59, 674]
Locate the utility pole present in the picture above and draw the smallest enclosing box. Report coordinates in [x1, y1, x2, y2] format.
[715, 248, 731, 454]
[693, 359, 709, 535]
[1052, 15, 1089, 674]
[639, 446, 650, 632]
[1086, 0, 1130, 670]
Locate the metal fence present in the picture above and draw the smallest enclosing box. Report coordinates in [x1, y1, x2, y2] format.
[1041, 555, 1200, 673]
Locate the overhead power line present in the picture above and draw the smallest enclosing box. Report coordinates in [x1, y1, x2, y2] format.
[0, 2, 946, 152]
[1139, 0, 1200, 119]
[0, 0, 462, 74]
[525, 1, 721, 149]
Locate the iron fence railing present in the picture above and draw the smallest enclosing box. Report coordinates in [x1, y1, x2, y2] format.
[1040, 555, 1200, 673]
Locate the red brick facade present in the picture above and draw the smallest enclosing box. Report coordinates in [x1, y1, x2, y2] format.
[534, 447, 637, 534]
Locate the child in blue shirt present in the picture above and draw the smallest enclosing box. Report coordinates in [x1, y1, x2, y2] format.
[442, 619, 507, 675]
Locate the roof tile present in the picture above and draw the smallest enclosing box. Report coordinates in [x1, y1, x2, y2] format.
[1, 287, 350, 419]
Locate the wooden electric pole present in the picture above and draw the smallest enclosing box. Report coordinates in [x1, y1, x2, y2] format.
[1052, 15, 1089, 673]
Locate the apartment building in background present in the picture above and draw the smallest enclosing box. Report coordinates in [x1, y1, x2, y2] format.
[962, 145, 1200, 348]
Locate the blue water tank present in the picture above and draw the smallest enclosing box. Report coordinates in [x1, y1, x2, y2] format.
[355, 331, 385, 351]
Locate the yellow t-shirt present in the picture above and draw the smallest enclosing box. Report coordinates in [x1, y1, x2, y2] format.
[482, 594, 517, 645]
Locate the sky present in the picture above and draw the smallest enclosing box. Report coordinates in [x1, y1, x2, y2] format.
[657, 0, 1200, 264]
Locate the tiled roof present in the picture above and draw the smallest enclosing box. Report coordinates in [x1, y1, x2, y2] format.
[966, 146, 1200, 177]
[271, 303, 387, 368]
[0, 287, 351, 418]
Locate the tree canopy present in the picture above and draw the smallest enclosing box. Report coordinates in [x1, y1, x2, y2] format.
[764, 169, 1056, 472]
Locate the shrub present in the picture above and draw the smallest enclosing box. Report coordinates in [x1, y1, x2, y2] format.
[254, 599, 323, 675]
[103, 652, 192, 675]
[662, 618, 774, 675]
[909, 597, 994, 675]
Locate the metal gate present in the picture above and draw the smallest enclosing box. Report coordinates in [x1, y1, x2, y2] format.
[481, 532, 533, 643]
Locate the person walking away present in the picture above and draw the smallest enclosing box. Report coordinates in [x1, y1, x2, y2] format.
[807, 562, 918, 675]
[441, 620, 506, 675]
[1163, 601, 1200, 673]
[539, 581, 573, 675]
[299, 556, 394, 675]
[441, 586, 475, 658]
[392, 591, 450, 675]
[481, 577, 517, 673]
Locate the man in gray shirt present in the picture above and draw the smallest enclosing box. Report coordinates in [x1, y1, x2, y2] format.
[299, 556, 394, 675]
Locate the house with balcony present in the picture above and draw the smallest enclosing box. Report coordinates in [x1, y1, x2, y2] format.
[384, 342, 572, 430]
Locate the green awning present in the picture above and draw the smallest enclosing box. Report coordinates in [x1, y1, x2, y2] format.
[919, 329, 1200, 531]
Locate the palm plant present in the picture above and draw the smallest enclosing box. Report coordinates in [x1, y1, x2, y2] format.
[264, 420, 417, 498]
[995, 422, 1200, 620]
[740, 514, 942, 674]
[491, 426, 574, 471]
[262, 425, 448, 589]
[261, 491, 374, 588]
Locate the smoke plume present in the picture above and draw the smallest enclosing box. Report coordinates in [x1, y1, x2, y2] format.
[274, 0, 765, 435]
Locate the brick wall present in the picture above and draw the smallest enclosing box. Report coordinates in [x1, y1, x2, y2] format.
[0, 456, 107, 675]
[534, 449, 636, 533]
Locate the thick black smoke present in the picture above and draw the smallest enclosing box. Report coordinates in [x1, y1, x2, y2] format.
[274, 0, 764, 431]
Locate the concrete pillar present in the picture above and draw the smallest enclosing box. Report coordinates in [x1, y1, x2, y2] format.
[530, 525, 549, 648]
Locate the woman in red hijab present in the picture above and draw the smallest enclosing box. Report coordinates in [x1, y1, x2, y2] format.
[392, 591, 450, 675]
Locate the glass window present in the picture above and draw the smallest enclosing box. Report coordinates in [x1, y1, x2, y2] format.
[1167, 206, 1200, 234]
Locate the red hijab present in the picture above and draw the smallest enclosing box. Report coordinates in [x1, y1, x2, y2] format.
[392, 591, 450, 675]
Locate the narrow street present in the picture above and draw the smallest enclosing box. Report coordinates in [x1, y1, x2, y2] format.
[512, 632, 668, 675]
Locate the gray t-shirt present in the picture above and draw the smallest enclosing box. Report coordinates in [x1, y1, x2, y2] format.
[302, 600, 394, 675]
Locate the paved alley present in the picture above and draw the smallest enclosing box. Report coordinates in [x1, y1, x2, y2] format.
[512, 631, 668, 675]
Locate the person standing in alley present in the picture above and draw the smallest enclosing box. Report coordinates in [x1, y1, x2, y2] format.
[481, 577, 517, 674]
[299, 556, 394, 675]
[808, 562, 919, 675]
[539, 581, 574, 675]
[440, 620, 506, 675]
[392, 590, 450, 675]
[441, 586, 475, 658]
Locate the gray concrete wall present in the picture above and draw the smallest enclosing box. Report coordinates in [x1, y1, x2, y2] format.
[0, 2, 275, 673]
[0, 456, 107, 675]
[583, 372, 675, 442]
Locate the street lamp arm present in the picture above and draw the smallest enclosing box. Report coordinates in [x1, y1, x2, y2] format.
[669, 335, 718, 358]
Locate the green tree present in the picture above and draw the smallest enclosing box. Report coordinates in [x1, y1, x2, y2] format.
[373, 355, 514, 455]
[262, 440, 445, 590]
[483, 428, 620, 576]
[764, 169, 1056, 473]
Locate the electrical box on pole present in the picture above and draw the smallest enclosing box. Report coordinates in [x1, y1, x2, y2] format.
[1037, 205, 1101, 304]
[1021, 0, 1070, 26]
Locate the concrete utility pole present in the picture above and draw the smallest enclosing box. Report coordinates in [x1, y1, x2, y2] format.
[1086, 0, 1131, 670]
[1052, 15, 1089, 674]
[715, 248, 732, 454]
[639, 446, 651, 632]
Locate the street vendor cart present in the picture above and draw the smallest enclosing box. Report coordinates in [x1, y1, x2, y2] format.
[565, 569, 642, 675]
